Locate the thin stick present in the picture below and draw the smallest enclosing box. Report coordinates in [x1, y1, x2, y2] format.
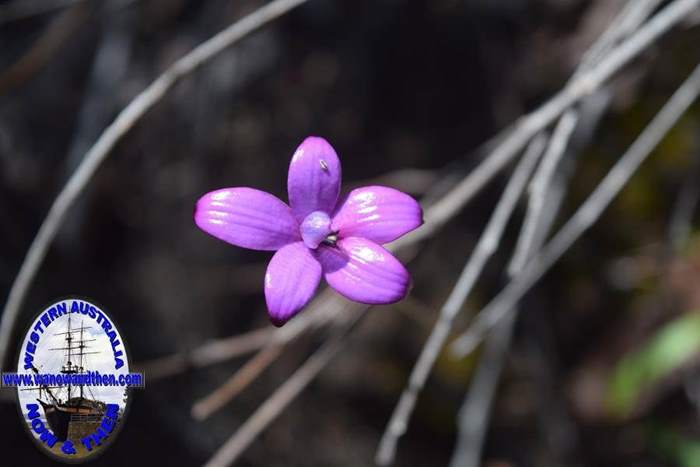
[450, 86, 586, 467]
[377, 2, 699, 461]
[192, 343, 283, 421]
[508, 112, 579, 274]
[449, 10, 664, 453]
[203, 311, 363, 467]
[190, 292, 362, 420]
[576, 0, 664, 74]
[0, 0, 309, 370]
[389, 0, 700, 252]
[375, 134, 548, 466]
[451, 61, 700, 358]
[136, 327, 274, 381]
[449, 310, 517, 467]
[509, 0, 663, 272]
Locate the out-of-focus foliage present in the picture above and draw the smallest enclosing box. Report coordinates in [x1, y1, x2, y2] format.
[652, 424, 700, 467]
[607, 311, 700, 417]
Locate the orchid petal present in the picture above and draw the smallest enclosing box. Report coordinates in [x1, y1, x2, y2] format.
[331, 186, 423, 244]
[195, 187, 300, 251]
[265, 242, 322, 326]
[316, 237, 410, 304]
[287, 136, 341, 223]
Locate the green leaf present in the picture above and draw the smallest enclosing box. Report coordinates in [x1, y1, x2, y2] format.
[606, 311, 700, 417]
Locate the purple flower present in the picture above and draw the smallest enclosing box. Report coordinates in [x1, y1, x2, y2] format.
[194, 136, 423, 326]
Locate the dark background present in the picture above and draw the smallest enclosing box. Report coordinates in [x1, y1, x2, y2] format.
[1, 0, 700, 466]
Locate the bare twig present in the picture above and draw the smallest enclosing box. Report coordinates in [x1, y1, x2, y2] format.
[450, 89, 586, 467]
[451, 61, 700, 358]
[508, 0, 663, 272]
[0, 0, 309, 370]
[377, 2, 699, 461]
[449, 310, 517, 467]
[375, 134, 548, 466]
[192, 343, 284, 421]
[136, 327, 274, 381]
[577, 0, 664, 73]
[508, 112, 579, 274]
[451, 7, 657, 454]
[449, 128, 578, 467]
[189, 289, 365, 420]
[389, 0, 700, 252]
[202, 310, 364, 467]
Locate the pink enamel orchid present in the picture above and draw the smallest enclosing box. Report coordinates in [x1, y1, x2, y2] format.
[194, 136, 423, 326]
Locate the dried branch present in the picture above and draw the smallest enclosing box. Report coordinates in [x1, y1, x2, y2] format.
[508, 112, 579, 274]
[389, 0, 700, 251]
[450, 92, 591, 467]
[576, 0, 664, 74]
[449, 310, 517, 467]
[375, 1, 700, 461]
[508, 0, 664, 273]
[451, 61, 700, 358]
[0, 0, 310, 370]
[450, 24, 657, 457]
[136, 327, 274, 381]
[192, 343, 284, 421]
[374, 134, 548, 466]
[202, 310, 364, 467]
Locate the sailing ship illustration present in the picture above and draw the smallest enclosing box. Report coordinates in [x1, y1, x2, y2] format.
[24, 314, 107, 441]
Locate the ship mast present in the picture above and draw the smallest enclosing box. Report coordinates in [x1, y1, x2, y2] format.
[66, 314, 72, 401]
[50, 315, 98, 404]
[79, 320, 84, 399]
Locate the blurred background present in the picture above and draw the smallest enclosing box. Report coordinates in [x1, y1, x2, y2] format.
[1, 0, 700, 466]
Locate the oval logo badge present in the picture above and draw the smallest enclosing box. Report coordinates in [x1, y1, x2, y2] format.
[10, 298, 141, 462]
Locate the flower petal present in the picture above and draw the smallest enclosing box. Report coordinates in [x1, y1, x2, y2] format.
[316, 237, 410, 304]
[287, 136, 341, 223]
[331, 186, 423, 244]
[265, 242, 322, 326]
[195, 187, 300, 251]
